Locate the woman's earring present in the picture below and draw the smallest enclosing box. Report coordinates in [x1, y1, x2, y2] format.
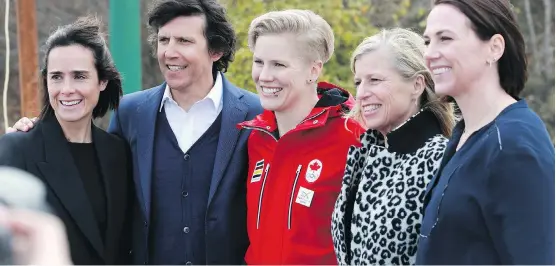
[487, 59, 496, 67]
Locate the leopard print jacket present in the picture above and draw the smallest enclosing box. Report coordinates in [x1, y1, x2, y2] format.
[331, 110, 448, 265]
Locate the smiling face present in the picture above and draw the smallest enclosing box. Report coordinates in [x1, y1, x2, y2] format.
[46, 45, 106, 124]
[423, 4, 493, 97]
[251, 33, 318, 112]
[354, 49, 421, 132]
[156, 15, 222, 92]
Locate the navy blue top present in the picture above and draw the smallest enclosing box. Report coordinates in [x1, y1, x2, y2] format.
[149, 109, 221, 265]
[416, 100, 555, 265]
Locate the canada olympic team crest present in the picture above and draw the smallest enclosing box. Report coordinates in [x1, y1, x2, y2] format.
[305, 159, 323, 183]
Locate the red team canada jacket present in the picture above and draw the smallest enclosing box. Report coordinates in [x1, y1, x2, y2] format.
[238, 82, 363, 264]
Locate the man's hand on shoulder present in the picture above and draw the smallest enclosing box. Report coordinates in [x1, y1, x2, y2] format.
[5, 117, 38, 134]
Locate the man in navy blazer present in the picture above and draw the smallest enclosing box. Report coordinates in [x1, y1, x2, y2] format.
[4, 0, 261, 264]
[107, 0, 261, 264]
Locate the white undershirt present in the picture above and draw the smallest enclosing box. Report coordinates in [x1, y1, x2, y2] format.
[159, 73, 223, 153]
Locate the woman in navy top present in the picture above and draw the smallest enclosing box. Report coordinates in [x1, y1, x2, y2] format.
[417, 0, 555, 264]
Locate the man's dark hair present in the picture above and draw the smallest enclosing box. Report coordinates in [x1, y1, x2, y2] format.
[39, 16, 122, 119]
[147, 0, 237, 73]
[434, 0, 527, 99]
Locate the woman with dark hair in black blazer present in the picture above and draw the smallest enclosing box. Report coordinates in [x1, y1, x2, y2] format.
[0, 16, 132, 265]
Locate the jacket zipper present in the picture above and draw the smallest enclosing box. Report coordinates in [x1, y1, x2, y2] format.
[242, 126, 278, 141]
[256, 164, 271, 229]
[299, 110, 327, 125]
[287, 165, 303, 230]
[243, 110, 326, 141]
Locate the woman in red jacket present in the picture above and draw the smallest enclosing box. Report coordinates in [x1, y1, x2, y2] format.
[238, 9, 363, 265]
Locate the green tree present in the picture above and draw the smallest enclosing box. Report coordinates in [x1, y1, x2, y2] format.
[222, 0, 383, 94]
[220, 0, 554, 140]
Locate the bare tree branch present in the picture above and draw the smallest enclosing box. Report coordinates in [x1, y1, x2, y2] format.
[342, 0, 349, 9]
[542, 0, 553, 79]
[523, 0, 539, 73]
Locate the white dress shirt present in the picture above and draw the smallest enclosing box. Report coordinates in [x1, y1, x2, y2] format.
[159, 73, 223, 153]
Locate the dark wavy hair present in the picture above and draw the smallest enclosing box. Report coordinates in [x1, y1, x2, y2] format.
[39, 16, 122, 119]
[433, 0, 527, 99]
[147, 0, 237, 73]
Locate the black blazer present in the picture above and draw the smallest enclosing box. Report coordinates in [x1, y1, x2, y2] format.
[0, 116, 133, 265]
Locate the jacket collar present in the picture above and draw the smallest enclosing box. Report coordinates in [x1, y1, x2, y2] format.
[37, 115, 107, 258]
[238, 81, 352, 134]
[452, 99, 528, 137]
[361, 109, 444, 154]
[40, 114, 104, 144]
[239, 107, 331, 132]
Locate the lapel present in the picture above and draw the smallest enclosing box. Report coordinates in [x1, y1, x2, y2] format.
[35, 117, 104, 258]
[136, 84, 166, 220]
[207, 76, 248, 206]
[91, 125, 122, 261]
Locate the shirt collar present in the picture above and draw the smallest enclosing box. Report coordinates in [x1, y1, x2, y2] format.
[159, 72, 223, 112]
[360, 109, 443, 154]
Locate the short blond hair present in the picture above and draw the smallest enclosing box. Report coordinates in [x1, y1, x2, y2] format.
[247, 9, 334, 63]
[347, 28, 455, 137]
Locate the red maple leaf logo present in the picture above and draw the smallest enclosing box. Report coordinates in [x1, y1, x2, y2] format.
[310, 161, 321, 171]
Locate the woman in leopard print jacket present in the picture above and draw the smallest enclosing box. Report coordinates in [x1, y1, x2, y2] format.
[331, 28, 456, 265]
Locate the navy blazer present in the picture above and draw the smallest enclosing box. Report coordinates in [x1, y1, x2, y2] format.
[107, 74, 263, 264]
